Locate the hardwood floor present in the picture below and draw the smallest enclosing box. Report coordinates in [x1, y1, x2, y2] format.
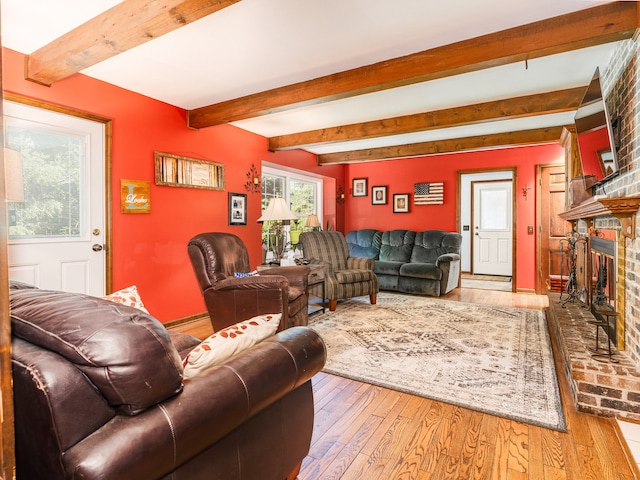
[170, 288, 639, 480]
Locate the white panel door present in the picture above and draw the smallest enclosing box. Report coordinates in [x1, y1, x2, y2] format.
[5, 101, 106, 296]
[472, 180, 513, 276]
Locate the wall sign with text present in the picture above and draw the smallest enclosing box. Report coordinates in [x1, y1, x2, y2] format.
[121, 179, 151, 214]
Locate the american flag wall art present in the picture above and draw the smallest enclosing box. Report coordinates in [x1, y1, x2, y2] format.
[414, 182, 444, 205]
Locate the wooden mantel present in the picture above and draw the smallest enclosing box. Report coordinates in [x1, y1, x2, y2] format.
[559, 195, 640, 238]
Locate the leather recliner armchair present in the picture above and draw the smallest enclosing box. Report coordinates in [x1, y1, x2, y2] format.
[10, 287, 326, 480]
[188, 232, 310, 332]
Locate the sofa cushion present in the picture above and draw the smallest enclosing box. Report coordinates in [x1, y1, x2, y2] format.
[103, 285, 149, 313]
[399, 262, 443, 280]
[379, 230, 416, 262]
[334, 269, 377, 284]
[411, 230, 463, 264]
[346, 229, 382, 259]
[374, 261, 405, 276]
[10, 288, 184, 416]
[300, 231, 350, 270]
[182, 313, 281, 379]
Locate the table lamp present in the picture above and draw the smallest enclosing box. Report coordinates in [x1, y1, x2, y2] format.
[305, 213, 321, 231]
[258, 197, 297, 264]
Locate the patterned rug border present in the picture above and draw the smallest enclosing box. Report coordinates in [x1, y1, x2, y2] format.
[310, 293, 567, 432]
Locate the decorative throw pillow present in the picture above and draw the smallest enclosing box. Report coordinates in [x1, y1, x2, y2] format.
[182, 313, 281, 379]
[234, 270, 259, 278]
[103, 285, 149, 314]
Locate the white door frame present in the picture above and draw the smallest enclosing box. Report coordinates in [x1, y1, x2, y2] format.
[5, 94, 113, 293]
[457, 168, 516, 290]
[471, 179, 513, 276]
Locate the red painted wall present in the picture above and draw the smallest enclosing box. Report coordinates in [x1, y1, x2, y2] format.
[3, 46, 565, 310]
[344, 146, 565, 291]
[2, 48, 342, 321]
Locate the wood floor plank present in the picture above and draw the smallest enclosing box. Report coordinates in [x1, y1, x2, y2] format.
[171, 287, 638, 480]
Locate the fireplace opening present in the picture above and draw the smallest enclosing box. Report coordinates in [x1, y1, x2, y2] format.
[590, 237, 617, 347]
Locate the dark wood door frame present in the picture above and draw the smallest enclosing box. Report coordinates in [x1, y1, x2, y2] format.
[536, 162, 569, 294]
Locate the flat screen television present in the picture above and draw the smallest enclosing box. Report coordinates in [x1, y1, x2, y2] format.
[574, 68, 619, 183]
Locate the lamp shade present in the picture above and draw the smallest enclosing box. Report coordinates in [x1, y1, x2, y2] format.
[4, 148, 24, 203]
[257, 197, 297, 222]
[305, 214, 321, 228]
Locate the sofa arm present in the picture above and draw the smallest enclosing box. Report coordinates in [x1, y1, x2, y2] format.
[436, 253, 460, 265]
[436, 253, 461, 294]
[347, 256, 375, 270]
[261, 265, 310, 291]
[62, 327, 326, 480]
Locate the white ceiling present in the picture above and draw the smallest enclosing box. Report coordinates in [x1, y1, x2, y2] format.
[0, 0, 621, 157]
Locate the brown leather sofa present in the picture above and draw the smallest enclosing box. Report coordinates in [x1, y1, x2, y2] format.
[10, 287, 326, 480]
[188, 232, 310, 332]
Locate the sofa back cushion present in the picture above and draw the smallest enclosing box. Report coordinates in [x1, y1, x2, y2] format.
[346, 229, 382, 259]
[10, 288, 184, 415]
[411, 230, 463, 264]
[379, 230, 416, 262]
[300, 231, 350, 270]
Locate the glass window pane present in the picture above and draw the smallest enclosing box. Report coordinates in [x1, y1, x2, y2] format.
[290, 180, 316, 215]
[480, 189, 508, 230]
[7, 124, 83, 239]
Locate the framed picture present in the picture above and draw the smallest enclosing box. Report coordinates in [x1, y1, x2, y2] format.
[352, 178, 368, 197]
[228, 192, 247, 226]
[371, 186, 387, 205]
[154, 151, 224, 191]
[393, 193, 410, 213]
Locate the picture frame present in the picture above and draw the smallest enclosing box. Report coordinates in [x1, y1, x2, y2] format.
[371, 186, 387, 205]
[154, 151, 224, 191]
[393, 193, 410, 213]
[352, 178, 368, 197]
[228, 192, 247, 226]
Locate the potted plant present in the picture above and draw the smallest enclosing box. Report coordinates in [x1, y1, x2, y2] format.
[288, 218, 305, 249]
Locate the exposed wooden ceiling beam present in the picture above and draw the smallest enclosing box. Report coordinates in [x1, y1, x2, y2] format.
[25, 0, 241, 86]
[268, 87, 584, 151]
[188, 2, 637, 129]
[316, 127, 565, 165]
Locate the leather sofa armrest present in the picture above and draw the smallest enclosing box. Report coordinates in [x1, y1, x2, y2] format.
[62, 327, 326, 480]
[347, 256, 375, 270]
[261, 265, 310, 290]
[212, 274, 289, 292]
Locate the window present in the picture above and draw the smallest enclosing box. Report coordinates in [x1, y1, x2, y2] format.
[261, 165, 322, 258]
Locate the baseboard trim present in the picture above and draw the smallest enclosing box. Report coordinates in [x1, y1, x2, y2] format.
[164, 312, 209, 329]
[516, 288, 537, 295]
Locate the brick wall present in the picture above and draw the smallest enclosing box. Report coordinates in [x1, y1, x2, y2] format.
[599, 39, 640, 366]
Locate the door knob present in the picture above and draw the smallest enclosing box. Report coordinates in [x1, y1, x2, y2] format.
[92, 244, 103, 252]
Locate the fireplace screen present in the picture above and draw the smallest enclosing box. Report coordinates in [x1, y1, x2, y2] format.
[590, 236, 617, 345]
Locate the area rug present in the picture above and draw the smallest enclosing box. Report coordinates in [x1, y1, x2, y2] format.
[309, 293, 566, 431]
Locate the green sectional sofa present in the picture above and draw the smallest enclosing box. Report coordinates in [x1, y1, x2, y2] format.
[346, 229, 462, 296]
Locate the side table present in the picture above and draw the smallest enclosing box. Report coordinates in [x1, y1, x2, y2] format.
[256, 264, 326, 315]
[307, 264, 326, 315]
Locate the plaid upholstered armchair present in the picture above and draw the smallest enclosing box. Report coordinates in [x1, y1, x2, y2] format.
[299, 231, 378, 311]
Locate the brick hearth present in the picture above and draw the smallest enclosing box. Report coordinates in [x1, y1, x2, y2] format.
[548, 292, 640, 420]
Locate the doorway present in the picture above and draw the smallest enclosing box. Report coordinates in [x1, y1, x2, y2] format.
[458, 169, 516, 291]
[471, 180, 513, 276]
[536, 163, 570, 294]
[5, 98, 111, 296]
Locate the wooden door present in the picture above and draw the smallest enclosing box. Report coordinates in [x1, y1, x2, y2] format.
[537, 164, 571, 294]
